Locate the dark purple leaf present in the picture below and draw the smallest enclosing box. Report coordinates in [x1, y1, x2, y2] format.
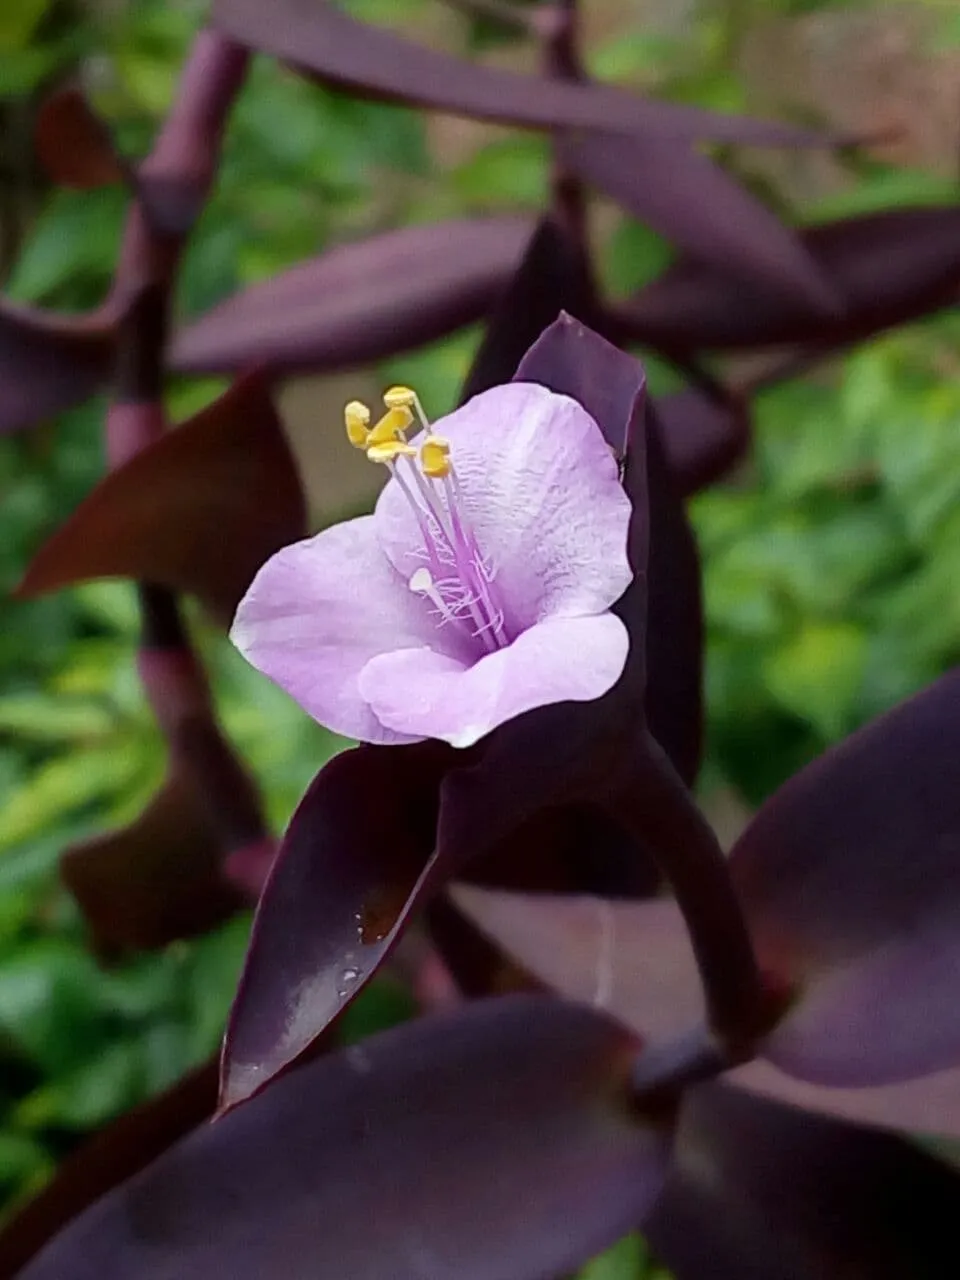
[0, 300, 112, 433]
[654, 385, 752, 496]
[460, 216, 595, 404]
[621, 204, 960, 352]
[643, 402, 703, 783]
[61, 773, 246, 959]
[648, 1083, 960, 1280]
[18, 374, 305, 624]
[730, 668, 960, 1086]
[23, 998, 670, 1280]
[34, 87, 125, 190]
[731, 1059, 960, 1141]
[518, 317, 703, 783]
[561, 132, 838, 312]
[0, 1060, 217, 1280]
[451, 885, 702, 1044]
[221, 742, 451, 1109]
[171, 218, 533, 375]
[212, 0, 837, 146]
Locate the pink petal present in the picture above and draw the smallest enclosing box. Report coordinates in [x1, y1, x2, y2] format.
[358, 613, 629, 748]
[375, 383, 632, 635]
[231, 516, 446, 745]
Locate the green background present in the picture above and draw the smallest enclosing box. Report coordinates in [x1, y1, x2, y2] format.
[1, 0, 959, 1272]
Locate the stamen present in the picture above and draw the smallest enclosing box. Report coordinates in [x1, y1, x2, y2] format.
[383, 385, 431, 435]
[420, 436, 451, 480]
[344, 401, 371, 449]
[366, 440, 416, 464]
[367, 405, 414, 448]
[346, 385, 510, 656]
[383, 385, 416, 410]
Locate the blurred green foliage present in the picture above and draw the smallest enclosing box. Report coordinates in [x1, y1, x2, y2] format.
[1, 0, 960, 1274]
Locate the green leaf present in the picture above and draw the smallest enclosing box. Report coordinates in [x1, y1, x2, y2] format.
[0, 940, 111, 1075]
[762, 621, 868, 740]
[6, 188, 127, 306]
[0, 744, 149, 854]
[450, 136, 549, 211]
[603, 218, 674, 299]
[15, 1039, 145, 1130]
[0, 694, 115, 744]
[0, 0, 51, 50]
[579, 1232, 651, 1280]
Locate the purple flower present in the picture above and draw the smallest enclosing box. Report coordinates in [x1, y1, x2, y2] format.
[231, 382, 632, 749]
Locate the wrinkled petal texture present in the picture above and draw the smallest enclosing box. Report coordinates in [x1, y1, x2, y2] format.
[375, 382, 633, 634]
[234, 382, 632, 748]
[360, 614, 629, 749]
[231, 516, 436, 745]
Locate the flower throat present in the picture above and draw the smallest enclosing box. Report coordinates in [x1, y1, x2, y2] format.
[345, 387, 509, 655]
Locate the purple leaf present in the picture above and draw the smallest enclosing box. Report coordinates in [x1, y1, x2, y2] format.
[0, 300, 112, 433]
[223, 320, 656, 1103]
[460, 216, 595, 404]
[221, 742, 451, 1109]
[451, 885, 702, 1044]
[18, 374, 305, 624]
[23, 998, 670, 1280]
[61, 773, 245, 959]
[643, 402, 703, 784]
[732, 1059, 960, 1141]
[648, 1082, 960, 1280]
[561, 132, 838, 312]
[621, 204, 960, 352]
[171, 218, 533, 375]
[212, 0, 837, 146]
[34, 87, 125, 190]
[518, 317, 703, 783]
[0, 1060, 217, 1280]
[730, 668, 960, 1087]
[654, 386, 752, 497]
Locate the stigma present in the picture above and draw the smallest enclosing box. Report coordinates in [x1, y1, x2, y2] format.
[342, 388, 507, 655]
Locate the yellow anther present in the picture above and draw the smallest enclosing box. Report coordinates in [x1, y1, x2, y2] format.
[366, 405, 414, 448]
[383, 385, 417, 410]
[367, 440, 416, 465]
[421, 435, 451, 480]
[344, 400, 371, 449]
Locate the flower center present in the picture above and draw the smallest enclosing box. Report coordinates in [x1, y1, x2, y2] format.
[345, 387, 509, 655]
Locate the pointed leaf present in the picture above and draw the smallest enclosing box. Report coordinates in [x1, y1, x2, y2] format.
[648, 1083, 960, 1280]
[518, 319, 703, 783]
[0, 300, 112, 433]
[23, 998, 671, 1280]
[623, 205, 960, 352]
[35, 87, 125, 190]
[18, 374, 305, 623]
[729, 668, 960, 1086]
[561, 132, 838, 312]
[61, 773, 245, 959]
[460, 216, 595, 404]
[655, 386, 752, 496]
[0, 1060, 216, 1279]
[221, 742, 451, 1109]
[643, 402, 703, 783]
[451, 885, 702, 1045]
[732, 1059, 960, 1142]
[171, 218, 534, 375]
[212, 0, 836, 146]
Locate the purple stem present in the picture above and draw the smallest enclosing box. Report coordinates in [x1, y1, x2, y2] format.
[104, 30, 270, 895]
[603, 729, 778, 1057]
